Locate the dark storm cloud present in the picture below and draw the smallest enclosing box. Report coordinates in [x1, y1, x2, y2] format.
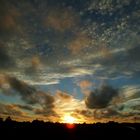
[85, 85, 118, 109]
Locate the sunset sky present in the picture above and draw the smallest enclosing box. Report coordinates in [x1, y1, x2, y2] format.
[0, 0, 140, 123]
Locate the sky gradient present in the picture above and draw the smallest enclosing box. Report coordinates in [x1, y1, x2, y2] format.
[0, 0, 140, 123]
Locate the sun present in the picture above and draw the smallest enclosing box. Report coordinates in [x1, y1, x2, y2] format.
[62, 115, 76, 129]
[63, 115, 76, 124]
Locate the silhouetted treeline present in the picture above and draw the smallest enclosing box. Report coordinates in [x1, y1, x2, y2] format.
[0, 117, 139, 139]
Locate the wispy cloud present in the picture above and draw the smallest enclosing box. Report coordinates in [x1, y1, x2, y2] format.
[68, 32, 91, 55]
[43, 7, 78, 32]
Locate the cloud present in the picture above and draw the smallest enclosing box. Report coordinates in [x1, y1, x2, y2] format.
[36, 91, 55, 109]
[77, 80, 93, 95]
[85, 84, 118, 109]
[78, 80, 92, 89]
[0, 103, 25, 116]
[121, 85, 140, 100]
[0, 0, 139, 123]
[75, 106, 119, 121]
[6, 75, 37, 104]
[75, 109, 93, 118]
[0, 102, 35, 121]
[0, 75, 56, 117]
[68, 33, 91, 55]
[0, 4, 21, 36]
[54, 94, 85, 121]
[56, 90, 72, 100]
[7, 76, 55, 108]
[0, 1, 138, 86]
[34, 108, 58, 117]
[94, 108, 120, 119]
[44, 8, 78, 32]
[24, 56, 43, 75]
[120, 98, 140, 113]
[34, 91, 84, 120]
[1, 75, 86, 120]
[126, 45, 140, 62]
[0, 42, 15, 69]
[3, 75, 54, 106]
[75, 103, 140, 122]
[92, 86, 140, 121]
[1, 15, 16, 30]
[31, 56, 42, 69]
[88, 0, 132, 13]
[14, 104, 33, 111]
[0, 74, 9, 89]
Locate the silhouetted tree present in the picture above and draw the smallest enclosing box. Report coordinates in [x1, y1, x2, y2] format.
[0, 117, 3, 121]
[5, 116, 12, 122]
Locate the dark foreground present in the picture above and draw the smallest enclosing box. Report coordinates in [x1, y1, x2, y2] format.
[0, 119, 139, 139]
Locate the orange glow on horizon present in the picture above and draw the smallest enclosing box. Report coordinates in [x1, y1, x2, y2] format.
[66, 123, 75, 129]
[61, 115, 77, 129]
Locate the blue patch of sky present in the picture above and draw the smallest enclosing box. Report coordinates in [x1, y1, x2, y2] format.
[108, 75, 140, 89]
[0, 93, 23, 104]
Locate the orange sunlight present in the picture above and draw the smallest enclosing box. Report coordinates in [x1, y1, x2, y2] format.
[63, 115, 76, 124]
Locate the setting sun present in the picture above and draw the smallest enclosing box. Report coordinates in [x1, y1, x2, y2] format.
[62, 115, 76, 129]
[63, 115, 76, 124]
